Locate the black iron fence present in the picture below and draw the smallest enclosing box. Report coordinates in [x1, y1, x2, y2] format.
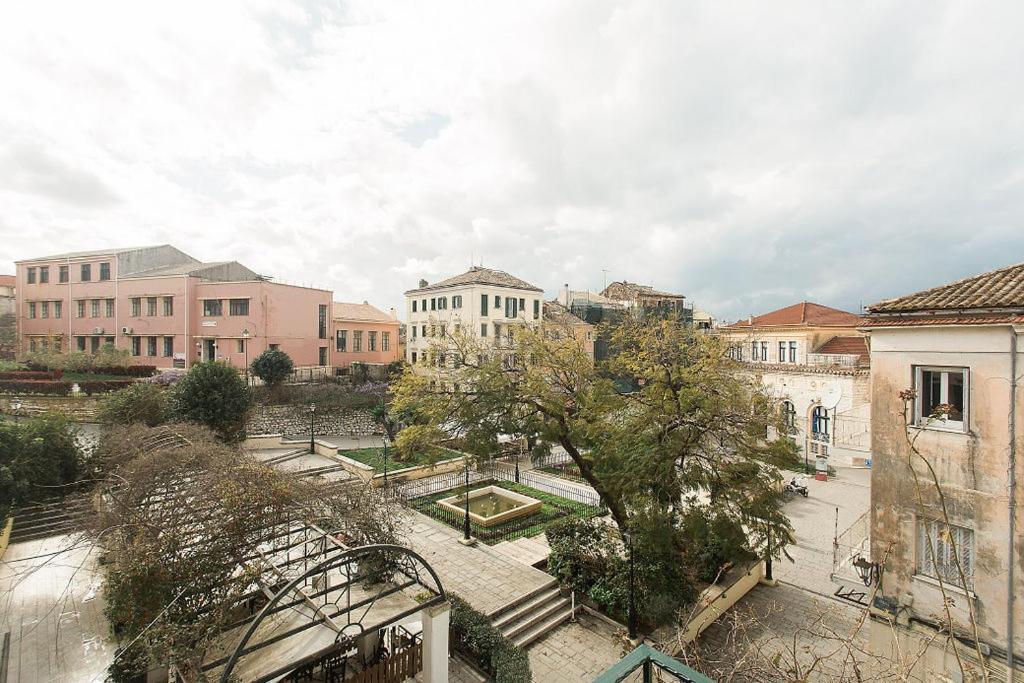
[394, 460, 607, 545]
[529, 452, 587, 484]
[396, 460, 603, 509]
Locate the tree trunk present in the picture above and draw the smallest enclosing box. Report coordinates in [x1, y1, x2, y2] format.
[558, 437, 630, 533]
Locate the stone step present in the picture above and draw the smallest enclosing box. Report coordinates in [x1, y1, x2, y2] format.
[491, 539, 549, 568]
[487, 577, 558, 620]
[502, 595, 570, 642]
[511, 603, 575, 649]
[9, 525, 78, 543]
[492, 586, 562, 632]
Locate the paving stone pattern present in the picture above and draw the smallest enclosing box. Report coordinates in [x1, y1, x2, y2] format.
[774, 467, 871, 595]
[527, 610, 629, 682]
[402, 510, 553, 616]
[681, 582, 874, 682]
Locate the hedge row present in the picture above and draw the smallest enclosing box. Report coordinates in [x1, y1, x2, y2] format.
[25, 362, 156, 377]
[449, 595, 532, 682]
[0, 370, 62, 380]
[0, 378, 135, 395]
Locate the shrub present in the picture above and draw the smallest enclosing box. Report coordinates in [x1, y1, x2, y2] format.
[0, 414, 83, 509]
[142, 370, 186, 386]
[547, 512, 696, 629]
[76, 380, 136, 395]
[25, 349, 144, 373]
[0, 379, 70, 395]
[250, 349, 294, 387]
[0, 370, 61, 380]
[98, 383, 170, 427]
[253, 382, 383, 411]
[89, 365, 157, 378]
[448, 595, 531, 682]
[170, 362, 251, 442]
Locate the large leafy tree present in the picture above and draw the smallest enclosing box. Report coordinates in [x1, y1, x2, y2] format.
[170, 361, 251, 442]
[391, 316, 798, 545]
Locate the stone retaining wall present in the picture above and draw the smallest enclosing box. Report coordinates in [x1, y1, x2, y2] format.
[246, 404, 381, 437]
[0, 394, 101, 421]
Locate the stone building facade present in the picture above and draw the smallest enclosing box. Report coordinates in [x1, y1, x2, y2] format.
[718, 302, 871, 469]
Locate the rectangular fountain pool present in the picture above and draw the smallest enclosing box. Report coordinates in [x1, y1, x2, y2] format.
[437, 485, 543, 527]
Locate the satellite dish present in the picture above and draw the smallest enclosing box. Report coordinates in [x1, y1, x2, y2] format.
[822, 383, 843, 410]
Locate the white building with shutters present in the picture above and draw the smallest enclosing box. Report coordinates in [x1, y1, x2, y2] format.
[404, 266, 544, 369]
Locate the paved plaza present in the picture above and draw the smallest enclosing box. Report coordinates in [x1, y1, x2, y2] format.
[774, 467, 871, 596]
[0, 533, 116, 683]
[402, 510, 553, 616]
[527, 610, 628, 682]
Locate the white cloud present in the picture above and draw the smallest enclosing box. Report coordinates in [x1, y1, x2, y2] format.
[1, 0, 1023, 321]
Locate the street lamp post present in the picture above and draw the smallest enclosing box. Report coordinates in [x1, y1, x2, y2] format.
[463, 457, 472, 542]
[765, 525, 774, 581]
[10, 397, 22, 425]
[515, 440, 522, 483]
[242, 329, 251, 385]
[626, 529, 638, 641]
[308, 403, 316, 454]
[382, 435, 389, 486]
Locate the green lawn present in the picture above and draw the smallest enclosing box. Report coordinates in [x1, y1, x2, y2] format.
[410, 480, 605, 545]
[339, 446, 461, 472]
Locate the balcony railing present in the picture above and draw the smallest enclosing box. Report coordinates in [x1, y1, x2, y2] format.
[807, 353, 861, 367]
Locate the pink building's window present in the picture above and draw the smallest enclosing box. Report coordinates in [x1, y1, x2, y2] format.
[203, 300, 223, 316]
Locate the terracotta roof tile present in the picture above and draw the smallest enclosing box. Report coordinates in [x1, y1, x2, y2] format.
[861, 314, 1024, 328]
[332, 301, 396, 323]
[406, 266, 542, 294]
[0, 275, 15, 287]
[814, 335, 869, 364]
[868, 261, 1024, 313]
[721, 302, 861, 329]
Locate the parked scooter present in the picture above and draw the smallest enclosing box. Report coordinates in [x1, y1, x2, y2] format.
[785, 477, 809, 497]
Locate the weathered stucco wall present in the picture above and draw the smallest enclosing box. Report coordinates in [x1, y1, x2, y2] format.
[868, 324, 1024, 672]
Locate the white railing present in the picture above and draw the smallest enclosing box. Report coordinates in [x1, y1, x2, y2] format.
[806, 353, 861, 367]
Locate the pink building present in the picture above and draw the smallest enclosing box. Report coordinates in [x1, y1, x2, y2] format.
[15, 245, 332, 370]
[331, 301, 401, 370]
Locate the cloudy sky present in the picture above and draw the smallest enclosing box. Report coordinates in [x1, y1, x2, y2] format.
[2, 1, 1022, 321]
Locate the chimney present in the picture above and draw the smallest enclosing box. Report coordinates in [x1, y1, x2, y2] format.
[419, 279, 428, 289]
[748, 314, 754, 325]
[562, 283, 570, 306]
[389, 307, 398, 319]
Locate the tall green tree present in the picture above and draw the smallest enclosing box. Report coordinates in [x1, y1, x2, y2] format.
[391, 316, 798, 546]
[170, 361, 251, 442]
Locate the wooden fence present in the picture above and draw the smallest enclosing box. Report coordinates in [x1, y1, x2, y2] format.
[349, 643, 422, 683]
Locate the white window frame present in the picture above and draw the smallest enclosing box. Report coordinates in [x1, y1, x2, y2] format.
[914, 366, 968, 432]
[916, 518, 974, 591]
